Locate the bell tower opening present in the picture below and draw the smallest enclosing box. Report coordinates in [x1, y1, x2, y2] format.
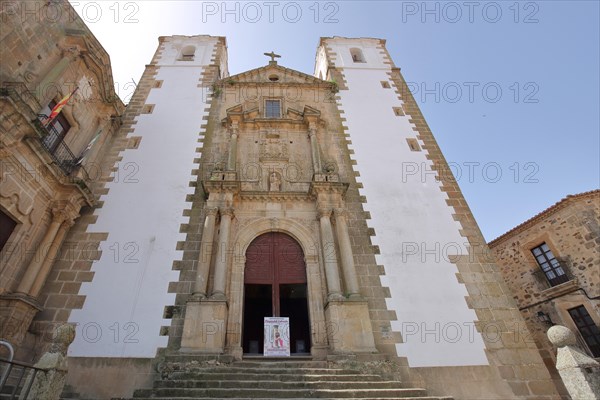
[242, 232, 311, 355]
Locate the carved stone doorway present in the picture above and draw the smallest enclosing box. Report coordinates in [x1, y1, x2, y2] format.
[242, 232, 311, 355]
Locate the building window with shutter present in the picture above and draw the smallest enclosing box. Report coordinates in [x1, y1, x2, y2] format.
[568, 305, 600, 357]
[531, 242, 569, 286]
[265, 99, 281, 118]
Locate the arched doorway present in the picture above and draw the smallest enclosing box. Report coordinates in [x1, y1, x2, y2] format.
[242, 232, 311, 355]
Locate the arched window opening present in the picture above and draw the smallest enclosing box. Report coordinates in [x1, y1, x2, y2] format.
[350, 47, 366, 63]
[180, 45, 196, 61]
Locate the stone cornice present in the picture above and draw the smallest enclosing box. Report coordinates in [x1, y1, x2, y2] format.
[239, 119, 307, 131]
[202, 179, 241, 194]
[0, 292, 43, 311]
[239, 191, 314, 202]
[309, 181, 349, 196]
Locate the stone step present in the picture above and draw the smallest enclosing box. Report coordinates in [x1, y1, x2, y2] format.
[133, 387, 429, 398]
[130, 358, 453, 400]
[233, 360, 328, 369]
[154, 379, 408, 390]
[129, 398, 452, 400]
[164, 367, 362, 376]
[167, 372, 384, 382]
[158, 354, 236, 364]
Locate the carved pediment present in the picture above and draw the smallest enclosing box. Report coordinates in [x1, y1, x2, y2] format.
[303, 105, 320, 116]
[225, 104, 243, 115]
[221, 64, 327, 85]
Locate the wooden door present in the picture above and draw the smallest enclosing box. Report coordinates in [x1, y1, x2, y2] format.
[243, 232, 310, 354]
[245, 232, 306, 316]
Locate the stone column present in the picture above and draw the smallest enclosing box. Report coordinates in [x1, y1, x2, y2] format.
[318, 208, 343, 300]
[547, 325, 600, 399]
[227, 124, 238, 171]
[308, 125, 322, 174]
[17, 210, 67, 295]
[29, 219, 74, 297]
[225, 255, 246, 360]
[211, 208, 233, 299]
[334, 208, 360, 298]
[192, 207, 218, 299]
[305, 256, 329, 360]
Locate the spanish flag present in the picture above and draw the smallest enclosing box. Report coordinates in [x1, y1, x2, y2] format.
[44, 87, 78, 126]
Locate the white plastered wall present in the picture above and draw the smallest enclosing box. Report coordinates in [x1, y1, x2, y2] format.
[319, 38, 487, 367]
[68, 36, 219, 358]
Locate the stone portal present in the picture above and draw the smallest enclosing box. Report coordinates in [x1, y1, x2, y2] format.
[242, 232, 311, 355]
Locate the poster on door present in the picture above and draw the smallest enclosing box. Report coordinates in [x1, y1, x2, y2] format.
[264, 317, 290, 357]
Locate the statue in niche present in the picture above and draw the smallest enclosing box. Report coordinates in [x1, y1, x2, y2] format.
[269, 172, 281, 191]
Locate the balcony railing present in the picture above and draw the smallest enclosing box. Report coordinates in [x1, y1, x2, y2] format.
[34, 114, 80, 175]
[532, 257, 574, 289]
[0, 358, 41, 400]
[0, 341, 41, 400]
[1, 82, 80, 176]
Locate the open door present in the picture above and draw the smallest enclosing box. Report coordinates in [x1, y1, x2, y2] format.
[242, 232, 310, 355]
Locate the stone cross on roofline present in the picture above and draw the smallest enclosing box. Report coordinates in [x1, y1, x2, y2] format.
[264, 51, 281, 65]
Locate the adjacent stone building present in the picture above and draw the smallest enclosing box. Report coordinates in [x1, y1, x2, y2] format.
[0, 0, 124, 356]
[489, 189, 600, 394]
[0, 3, 571, 399]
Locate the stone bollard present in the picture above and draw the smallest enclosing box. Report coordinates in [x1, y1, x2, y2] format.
[547, 325, 600, 400]
[22, 324, 75, 400]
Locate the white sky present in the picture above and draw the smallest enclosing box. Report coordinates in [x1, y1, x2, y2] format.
[68, 0, 600, 241]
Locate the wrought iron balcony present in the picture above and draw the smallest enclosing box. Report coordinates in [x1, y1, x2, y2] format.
[1, 82, 80, 175]
[33, 114, 80, 175]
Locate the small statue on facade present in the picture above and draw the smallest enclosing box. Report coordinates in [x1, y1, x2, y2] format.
[269, 172, 281, 191]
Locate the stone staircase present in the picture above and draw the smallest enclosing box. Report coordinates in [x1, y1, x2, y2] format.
[128, 357, 453, 400]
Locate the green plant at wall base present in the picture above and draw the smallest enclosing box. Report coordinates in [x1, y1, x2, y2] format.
[329, 79, 339, 93]
[74, 178, 87, 190]
[211, 83, 222, 97]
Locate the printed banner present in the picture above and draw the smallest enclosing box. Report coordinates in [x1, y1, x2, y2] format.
[264, 317, 290, 357]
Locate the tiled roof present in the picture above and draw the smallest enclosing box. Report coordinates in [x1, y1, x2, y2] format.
[488, 189, 600, 247]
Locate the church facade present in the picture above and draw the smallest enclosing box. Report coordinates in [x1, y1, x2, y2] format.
[1, 16, 563, 399]
[59, 35, 559, 399]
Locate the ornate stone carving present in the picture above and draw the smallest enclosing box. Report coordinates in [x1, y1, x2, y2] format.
[334, 208, 348, 219]
[259, 137, 288, 161]
[205, 207, 219, 216]
[317, 208, 332, 219]
[220, 207, 235, 218]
